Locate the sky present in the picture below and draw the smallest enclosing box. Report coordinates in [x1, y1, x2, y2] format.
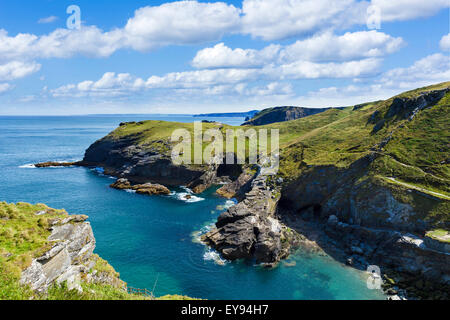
[0, 0, 449, 115]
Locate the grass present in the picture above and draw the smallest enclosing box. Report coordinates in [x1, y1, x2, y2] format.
[425, 229, 450, 243]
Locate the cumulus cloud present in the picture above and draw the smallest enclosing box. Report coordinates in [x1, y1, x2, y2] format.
[123, 1, 241, 51]
[298, 53, 450, 107]
[371, 0, 450, 22]
[0, 27, 124, 60]
[192, 43, 281, 69]
[0, 1, 241, 62]
[439, 33, 450, 51]
[192, 31, 404, 69]
[273, 58, 381, 79]
[0, 61, 41, 81]
[279, 31, 404, 63]
[241, 0, 367, 41]
[51, 72, 145, 97]
[241, 0, 449, 41]
[379, 53, 450, 89]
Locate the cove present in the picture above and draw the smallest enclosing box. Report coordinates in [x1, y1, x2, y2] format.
[0, 115, 385, 300]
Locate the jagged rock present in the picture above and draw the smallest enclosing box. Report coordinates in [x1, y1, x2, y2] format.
[216, 171, 255, 200]
[19, 215, 116, 294]
[202, 175, 297, 264]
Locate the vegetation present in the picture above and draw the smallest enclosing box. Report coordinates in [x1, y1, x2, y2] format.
[106, 81, 449, 227]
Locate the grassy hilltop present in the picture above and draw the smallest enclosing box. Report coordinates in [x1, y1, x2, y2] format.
[104, 81, 449, 227]
[109, 82, 449, 195]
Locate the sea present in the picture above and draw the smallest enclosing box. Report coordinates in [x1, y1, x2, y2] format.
[0, 115, 385, 300]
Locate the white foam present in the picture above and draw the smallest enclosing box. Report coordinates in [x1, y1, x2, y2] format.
[203, 249, 227, 266]
[19, 163, 36, 168]
[124, 189, 136, 193]
[169, 187, 205, 203]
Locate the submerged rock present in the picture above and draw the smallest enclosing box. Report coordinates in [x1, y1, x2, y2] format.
[35, 161, 82, 168]
[110, 178, 171, 195]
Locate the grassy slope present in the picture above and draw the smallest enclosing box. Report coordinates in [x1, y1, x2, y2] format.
[0, 202, 194, 300]
[109, 82, 449, 187]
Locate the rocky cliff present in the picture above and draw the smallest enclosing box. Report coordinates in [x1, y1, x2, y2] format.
[19, 213, 124, 294]
[202, 174, 300, 266]
[242, 106, 330, 126]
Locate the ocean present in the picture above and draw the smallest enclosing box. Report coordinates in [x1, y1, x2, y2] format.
[0, 115, 385, 300]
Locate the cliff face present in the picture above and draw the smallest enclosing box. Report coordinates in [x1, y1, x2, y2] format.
[242, 106, 330, 126]
[19, 213, 124, 294]
[202, 174, 300, 266]
[83, 135, 206, 187]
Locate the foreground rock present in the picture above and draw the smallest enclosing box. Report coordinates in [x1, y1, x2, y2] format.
[110, 178, 171, 195]
[202, 175, 300, 266]
[20, 213, 124, 293]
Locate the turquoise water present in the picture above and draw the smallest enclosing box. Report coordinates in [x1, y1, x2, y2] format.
[0, 115, 385, 300]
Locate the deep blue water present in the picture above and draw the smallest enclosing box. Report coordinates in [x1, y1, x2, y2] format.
[0, 115, 385, 300]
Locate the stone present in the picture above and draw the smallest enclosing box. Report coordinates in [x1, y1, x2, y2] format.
[20, 214, 99, 293]
[327, 215, 339, 226]
[202, 175, 297, 264]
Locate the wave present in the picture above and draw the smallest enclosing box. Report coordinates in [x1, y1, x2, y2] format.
[169, 186, 205, 203]
[203, 248, 227, 266]
[215, 199, 237, 212]
[19, 163, 36, 168]
[124, 189, 136, 194]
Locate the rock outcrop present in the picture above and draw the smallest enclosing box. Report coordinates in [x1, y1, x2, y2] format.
[20, 214, 125, 293]
[35, 161, 82, 168]
[110, 178, 171, 195]
[242, 106, 330, 126]
[324, 218, 450, 299]
[216, 171, 256, 200]
[202, 175, 299, 266]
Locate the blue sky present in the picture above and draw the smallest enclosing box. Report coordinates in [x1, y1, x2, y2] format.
[0, 0, 448, 115]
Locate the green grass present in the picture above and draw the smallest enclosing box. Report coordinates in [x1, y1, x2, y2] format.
[425, 229, 450, 243]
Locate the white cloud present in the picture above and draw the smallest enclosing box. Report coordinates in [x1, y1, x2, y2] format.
[192, 31, 403, 70]
[192, 43, 281, 69]
[379, 53, 450, 89]
[440, 33, 450, 51]
[123, 1, 241, 51]
[241, 0, 367, 41]
[51, 72, 145, 97]
[0, 83, 13, 94]
[0, 61, 41, 81]
[38, 16, 58, 24]
[0, 27, 124, 61]
[279, 31, 404, 63]
[297, 53, 450, 107]
[272, 58, 381, 79]
[371, 0, 450, 22]
[0, 1, 241, 62]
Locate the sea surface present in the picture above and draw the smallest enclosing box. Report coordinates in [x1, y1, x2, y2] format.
[0, 115, 385, 300]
